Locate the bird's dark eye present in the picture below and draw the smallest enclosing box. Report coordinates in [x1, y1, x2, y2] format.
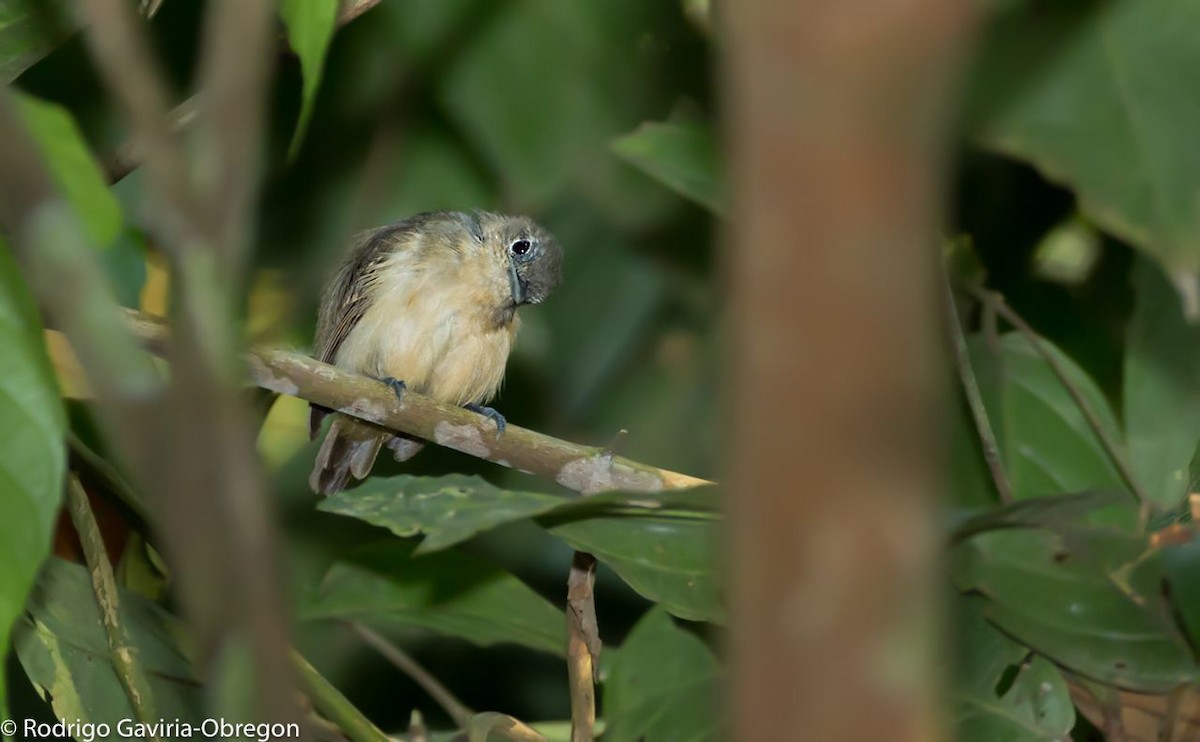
[510, 239, 532, 257]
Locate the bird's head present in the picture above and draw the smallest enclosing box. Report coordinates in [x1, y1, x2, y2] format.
[477, 212, 563, 307]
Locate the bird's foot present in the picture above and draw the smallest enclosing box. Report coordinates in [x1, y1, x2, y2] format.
[377, 376, 407, 404]
[464, 403, 506, 436]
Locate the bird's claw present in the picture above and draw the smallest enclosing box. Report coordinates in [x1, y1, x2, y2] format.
[378, 376, 407, 404]
[464, 403, 506, 437]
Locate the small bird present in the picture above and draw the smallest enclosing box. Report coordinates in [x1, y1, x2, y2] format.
[308, 211, 563, 495]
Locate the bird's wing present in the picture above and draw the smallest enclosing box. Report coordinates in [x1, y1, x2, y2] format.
[315, 226, 396, 365]
[309, 224, 410, 439]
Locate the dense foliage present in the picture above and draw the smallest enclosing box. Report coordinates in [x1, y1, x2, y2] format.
[2, 0, 1200, 740]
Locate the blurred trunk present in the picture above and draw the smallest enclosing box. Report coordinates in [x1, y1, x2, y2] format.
[724, 2, 974, 739]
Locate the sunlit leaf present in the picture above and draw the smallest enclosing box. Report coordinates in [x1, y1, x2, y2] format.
[13, 92, 123, 248]
[279, 0, 339, 157]
[0, 240, 65, 711]
[603, 607, 721, 742]
[298, 540, 566, 656]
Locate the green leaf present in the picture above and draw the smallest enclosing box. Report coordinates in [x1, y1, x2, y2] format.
[1124, 257, 1200, 510]
[968, 0, 1200, 293]
[953, 528, 1198, 693]
[967, 332, 1135, 528]
[546, 489, 723, 623]
[612, 121, 724, 215]
[0, 0, 80, 84]
[279, 0, 339, 158]
[0, 240, 65, 711]
[951, 595, 1074, 741]
[1161, 538, 1200, 656]
[298, 540, 566, 657]
[319, 474, 724, 623]
[318, 474, 564, 554]
[603, 607, 721, 742]
[13, 92, 123, 247]
[949, 489, 1129, 544]
[12, 558, 204, 724]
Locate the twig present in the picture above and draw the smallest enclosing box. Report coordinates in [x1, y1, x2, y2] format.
[346, 621, 473, 730]
[65, 476, 159, 735]
[292, 651, 391, 742]
[566, 553, 598, 742]
[968, 287, 1151, 514]
[941, 273, 1013, 504]
[124, 309, 712, 494]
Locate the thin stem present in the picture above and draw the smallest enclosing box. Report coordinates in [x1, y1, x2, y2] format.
[291, 651, 391, 742]
[65, 476, 159, 736]
[566, 553, 598, 742]
[969, 287, 1152, 514]
[941, 273, 1013, 504]
[346, 621, 474, 729]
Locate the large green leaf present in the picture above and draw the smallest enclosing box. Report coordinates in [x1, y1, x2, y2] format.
[612, 121, 724, 215]
[953, 528, 1198, 693]
[1124, 257, 1200, 511]
[279, 0, 339, 157]
[13, 92, 123, 248]
[951, 595, 1074, 741]
[969, 0, 1200, 292]
[548, 511, 722, 624]
[966, 332, 1135, 527]
[0, 241, 65, 712]
[298, 540, 566, 657]
[12, 558, 204, 725]
[0, 0, 80, 84]
[319, 474, 563, 554]
[603, 607, 721, 742]
[319, 476, 724, 623]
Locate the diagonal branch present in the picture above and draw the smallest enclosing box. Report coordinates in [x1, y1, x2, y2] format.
[66, 476, 159, 734]
[346, 621, 474, 730]
[124, 309, 712, 495]
[968, 286, 1151, 516]
[941, 268, 1013, 504]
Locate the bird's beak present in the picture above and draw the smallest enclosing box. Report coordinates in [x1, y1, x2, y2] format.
[507, 256, 525, 305]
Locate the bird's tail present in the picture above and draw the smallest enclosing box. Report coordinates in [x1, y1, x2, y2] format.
[309, 415, 389, 495]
